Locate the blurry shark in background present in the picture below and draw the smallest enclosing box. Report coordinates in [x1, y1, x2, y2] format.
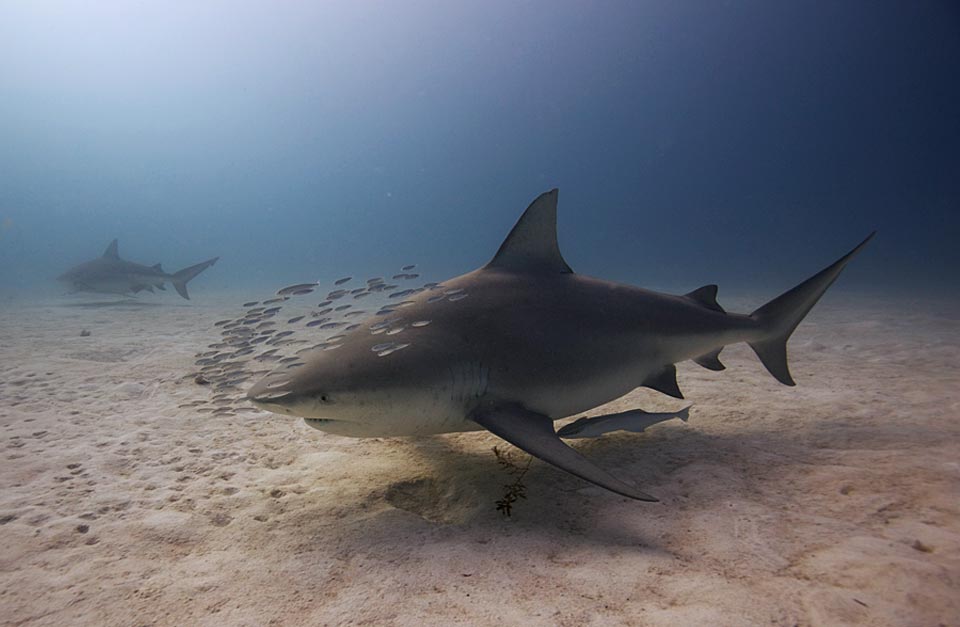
[59, 239, 218, 300]
[248, 190, 873, 501]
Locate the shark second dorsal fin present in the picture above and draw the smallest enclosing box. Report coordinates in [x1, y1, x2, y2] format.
[486, 189, 573, 274]
[685, 284, 725, 313]
[103, 239, 119, 259]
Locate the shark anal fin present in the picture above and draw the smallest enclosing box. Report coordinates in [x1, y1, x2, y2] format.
[485, 189, 573, 274]
[470, 404, 658, 502]
[642, 364, 684, 399]
[693, 348, 725, 371]
[103, 239, 119, 259]
[685, 284, 725, 313]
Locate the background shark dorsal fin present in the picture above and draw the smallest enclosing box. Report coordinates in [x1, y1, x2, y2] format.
[103, 239, 119, 259]
[486, 189, 573, 274]
[685, 285, 725, 313]
[152, 263, 164, 271]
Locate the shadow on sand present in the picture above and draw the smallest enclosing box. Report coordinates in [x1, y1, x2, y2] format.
[289, 421, 849, 555]
[59, 298, 169, 308]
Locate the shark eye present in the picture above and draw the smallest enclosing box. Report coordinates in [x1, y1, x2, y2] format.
[319, 394, 330, 403]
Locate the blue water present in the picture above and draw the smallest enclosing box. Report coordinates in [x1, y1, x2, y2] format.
[1, 1, 957, 299]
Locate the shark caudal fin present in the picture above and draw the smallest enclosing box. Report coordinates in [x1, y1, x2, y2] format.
[171, 257, 219, 300]
[749, 233, 874, 385]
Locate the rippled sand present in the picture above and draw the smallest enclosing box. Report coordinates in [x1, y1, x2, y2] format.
[0, 292, 957, 626]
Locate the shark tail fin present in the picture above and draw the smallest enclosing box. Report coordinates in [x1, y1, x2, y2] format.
[748, 233, 874, 385]
[171, 257, 219, 300]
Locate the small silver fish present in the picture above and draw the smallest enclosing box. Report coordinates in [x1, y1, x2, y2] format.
[278, 282, 318, 296]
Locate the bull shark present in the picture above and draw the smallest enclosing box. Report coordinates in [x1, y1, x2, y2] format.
[59, 239, 218, 300]
[248, 190, 873, 501]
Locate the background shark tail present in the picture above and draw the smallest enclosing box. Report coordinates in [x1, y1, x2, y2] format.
[171, 257, 219, 299]
[748, 232, 874, 385]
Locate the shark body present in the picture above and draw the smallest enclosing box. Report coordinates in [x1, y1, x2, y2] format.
[248, 190, 872, 501]
[59, 239, 218, 300]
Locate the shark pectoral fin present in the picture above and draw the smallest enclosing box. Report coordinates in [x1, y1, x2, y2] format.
[470, 405, 659, 502]
[693, 348, 725, 371]
[642, 364, 684, 399]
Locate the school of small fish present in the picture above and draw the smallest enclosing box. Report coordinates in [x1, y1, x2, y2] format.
[184, 264, 467, 416]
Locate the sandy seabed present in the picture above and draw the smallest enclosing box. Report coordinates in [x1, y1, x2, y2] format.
[0, 291, 957, 626]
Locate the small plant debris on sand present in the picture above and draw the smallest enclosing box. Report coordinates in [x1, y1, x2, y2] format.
[493, 446, 532, 517]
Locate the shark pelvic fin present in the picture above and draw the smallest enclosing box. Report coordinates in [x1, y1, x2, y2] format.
[693, 348, 725, 371]
[486, 189, 573, 274]
[749, 232, 875, 386]
[685, 284, 725, 313]
[471, 404, 658, 501]
[642, 364, 684, 399]
[103, 239, 119, 259]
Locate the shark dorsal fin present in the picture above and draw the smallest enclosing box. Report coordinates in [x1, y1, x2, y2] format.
[103, 239, 119, 259]
[685, 284, 725, 313]
[152, 263, 163, 271]
[486, 189, 573, 274]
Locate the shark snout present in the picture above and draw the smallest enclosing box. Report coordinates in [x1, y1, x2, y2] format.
[246, 376, 299, 412]
[246, 374, 330, 419]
